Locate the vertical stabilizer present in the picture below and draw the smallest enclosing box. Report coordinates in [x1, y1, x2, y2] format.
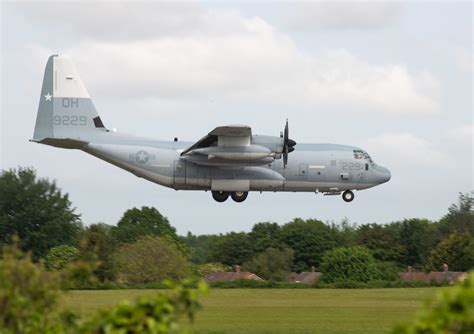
[33, 55, 107, 143]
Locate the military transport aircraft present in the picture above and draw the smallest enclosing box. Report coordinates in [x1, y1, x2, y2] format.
[32, 55, 391, 203]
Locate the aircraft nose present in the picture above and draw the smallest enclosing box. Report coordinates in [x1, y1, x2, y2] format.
[377, 166, 391, 184]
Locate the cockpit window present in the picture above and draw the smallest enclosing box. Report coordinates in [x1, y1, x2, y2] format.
[353, 149, 364, 159]
[354, 150, 375, 165]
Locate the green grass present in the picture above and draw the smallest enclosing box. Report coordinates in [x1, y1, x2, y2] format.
[61, 288, 438, 334]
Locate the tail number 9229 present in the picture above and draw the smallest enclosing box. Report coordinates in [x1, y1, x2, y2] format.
[53, 115, 87, 126]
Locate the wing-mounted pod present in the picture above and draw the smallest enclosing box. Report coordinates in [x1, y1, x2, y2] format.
[193, 145, 272, 160]
[180, 123, 296, 167]
[181, 125, 277, 166]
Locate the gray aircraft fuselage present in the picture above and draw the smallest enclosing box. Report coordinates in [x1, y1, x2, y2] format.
[44, 131, 391, 194]
[32, 55, 391, 203]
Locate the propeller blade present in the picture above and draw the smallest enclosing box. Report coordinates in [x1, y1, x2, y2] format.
[283, 119, 291, 168]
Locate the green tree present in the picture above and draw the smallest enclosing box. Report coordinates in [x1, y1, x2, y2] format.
[437, 192, 474, 236]
[79, 223, 117, 281]
[113, 236, 191, 284]
[181, 232, 219, 264]
[243, 247, 294, 281]
[0, 168, 82, 259]
[249, 222, 282, 254]
[331, 219, 358, 247]
[45, 245, 79, 271]
[112, 206, 177, 244]
[321, 246, 381, 283]
[208, 232, 254, 266]
[394, 219, 434, 268]
[356, 223, 404, 263]
[280, 219, 338, 272]
[425, 232, 474, 272]
[393, 271, 474, 334]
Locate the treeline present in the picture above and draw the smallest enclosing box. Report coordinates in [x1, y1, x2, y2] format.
[185, 193, 473, 275]
[1, 168, 473, 287]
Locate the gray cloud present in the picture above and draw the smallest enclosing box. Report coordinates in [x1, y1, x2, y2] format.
[29, 33, 441, 115]
[278, 2, 402, 31]
[18, 3, 246, 41]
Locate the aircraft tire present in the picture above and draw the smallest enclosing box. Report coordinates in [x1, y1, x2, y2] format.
[231, 191, 248, 203]
[342, 190, 354, 202]
[212, 191, 229, 202]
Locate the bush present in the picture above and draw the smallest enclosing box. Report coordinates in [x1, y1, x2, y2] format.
[209, 279, 311, 289]
[0, 240, 207, 333]
[376, 261, 401, 281]
[113, 236, 191, 284]
[45, 245, 79, 271]
[0, 241, 72, 334]
[393, 271, 474, 333]
[80, 279, 208, 333]
[63, 260, 99, 290]
[321, 246, 381, 283]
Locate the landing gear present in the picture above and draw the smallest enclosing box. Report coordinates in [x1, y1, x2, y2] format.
[212, 191, 229, 202]
[231, 191, 248, 203]
[342, 190, 354, 202]
[211, 191, 249, 203]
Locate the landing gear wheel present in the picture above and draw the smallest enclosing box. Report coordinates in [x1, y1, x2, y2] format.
[342, 190, 354, 203]
[212, 191, 229, 202]
[231, 191, 248, 203]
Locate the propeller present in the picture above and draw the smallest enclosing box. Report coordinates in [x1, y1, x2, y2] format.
[283, 119, 296, 168]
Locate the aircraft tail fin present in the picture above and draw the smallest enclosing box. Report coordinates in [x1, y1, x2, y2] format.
[33, 55, 107, 145]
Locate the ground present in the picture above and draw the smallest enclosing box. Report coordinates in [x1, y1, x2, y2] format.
[61, 288, 439, 334]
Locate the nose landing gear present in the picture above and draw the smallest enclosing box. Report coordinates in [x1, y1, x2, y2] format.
[212, 191, 249, 203]
[342, 190, 354, 202]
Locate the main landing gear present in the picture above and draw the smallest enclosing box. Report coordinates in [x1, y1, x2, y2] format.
[342, 190, 354, 202]
[212, 191, 249, 203]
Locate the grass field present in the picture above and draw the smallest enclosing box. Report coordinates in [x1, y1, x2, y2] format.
[61, 288, 439, 334]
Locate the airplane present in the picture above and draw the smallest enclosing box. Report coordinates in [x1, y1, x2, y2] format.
[32, 55, 391, 203]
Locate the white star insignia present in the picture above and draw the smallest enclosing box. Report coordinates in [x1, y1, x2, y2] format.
[44, 93, 52, 102]
[137, 151, 148, 162]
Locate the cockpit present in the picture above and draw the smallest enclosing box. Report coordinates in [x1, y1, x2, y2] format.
[353, 149, 375, 165]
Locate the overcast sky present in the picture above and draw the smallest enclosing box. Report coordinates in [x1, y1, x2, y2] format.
[1, 2, 472, 235]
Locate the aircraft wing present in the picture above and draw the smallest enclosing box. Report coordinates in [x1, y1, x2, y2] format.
[181, 125, 252, 156]
[208, 125, 251, 138]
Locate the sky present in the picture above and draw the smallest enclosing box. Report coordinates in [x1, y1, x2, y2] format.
[1, 1, 473, 235]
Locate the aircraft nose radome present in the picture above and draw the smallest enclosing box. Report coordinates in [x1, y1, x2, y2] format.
[378, 166, 391, 184]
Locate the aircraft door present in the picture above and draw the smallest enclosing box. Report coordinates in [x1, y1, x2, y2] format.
[173, 160, 186, 187]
